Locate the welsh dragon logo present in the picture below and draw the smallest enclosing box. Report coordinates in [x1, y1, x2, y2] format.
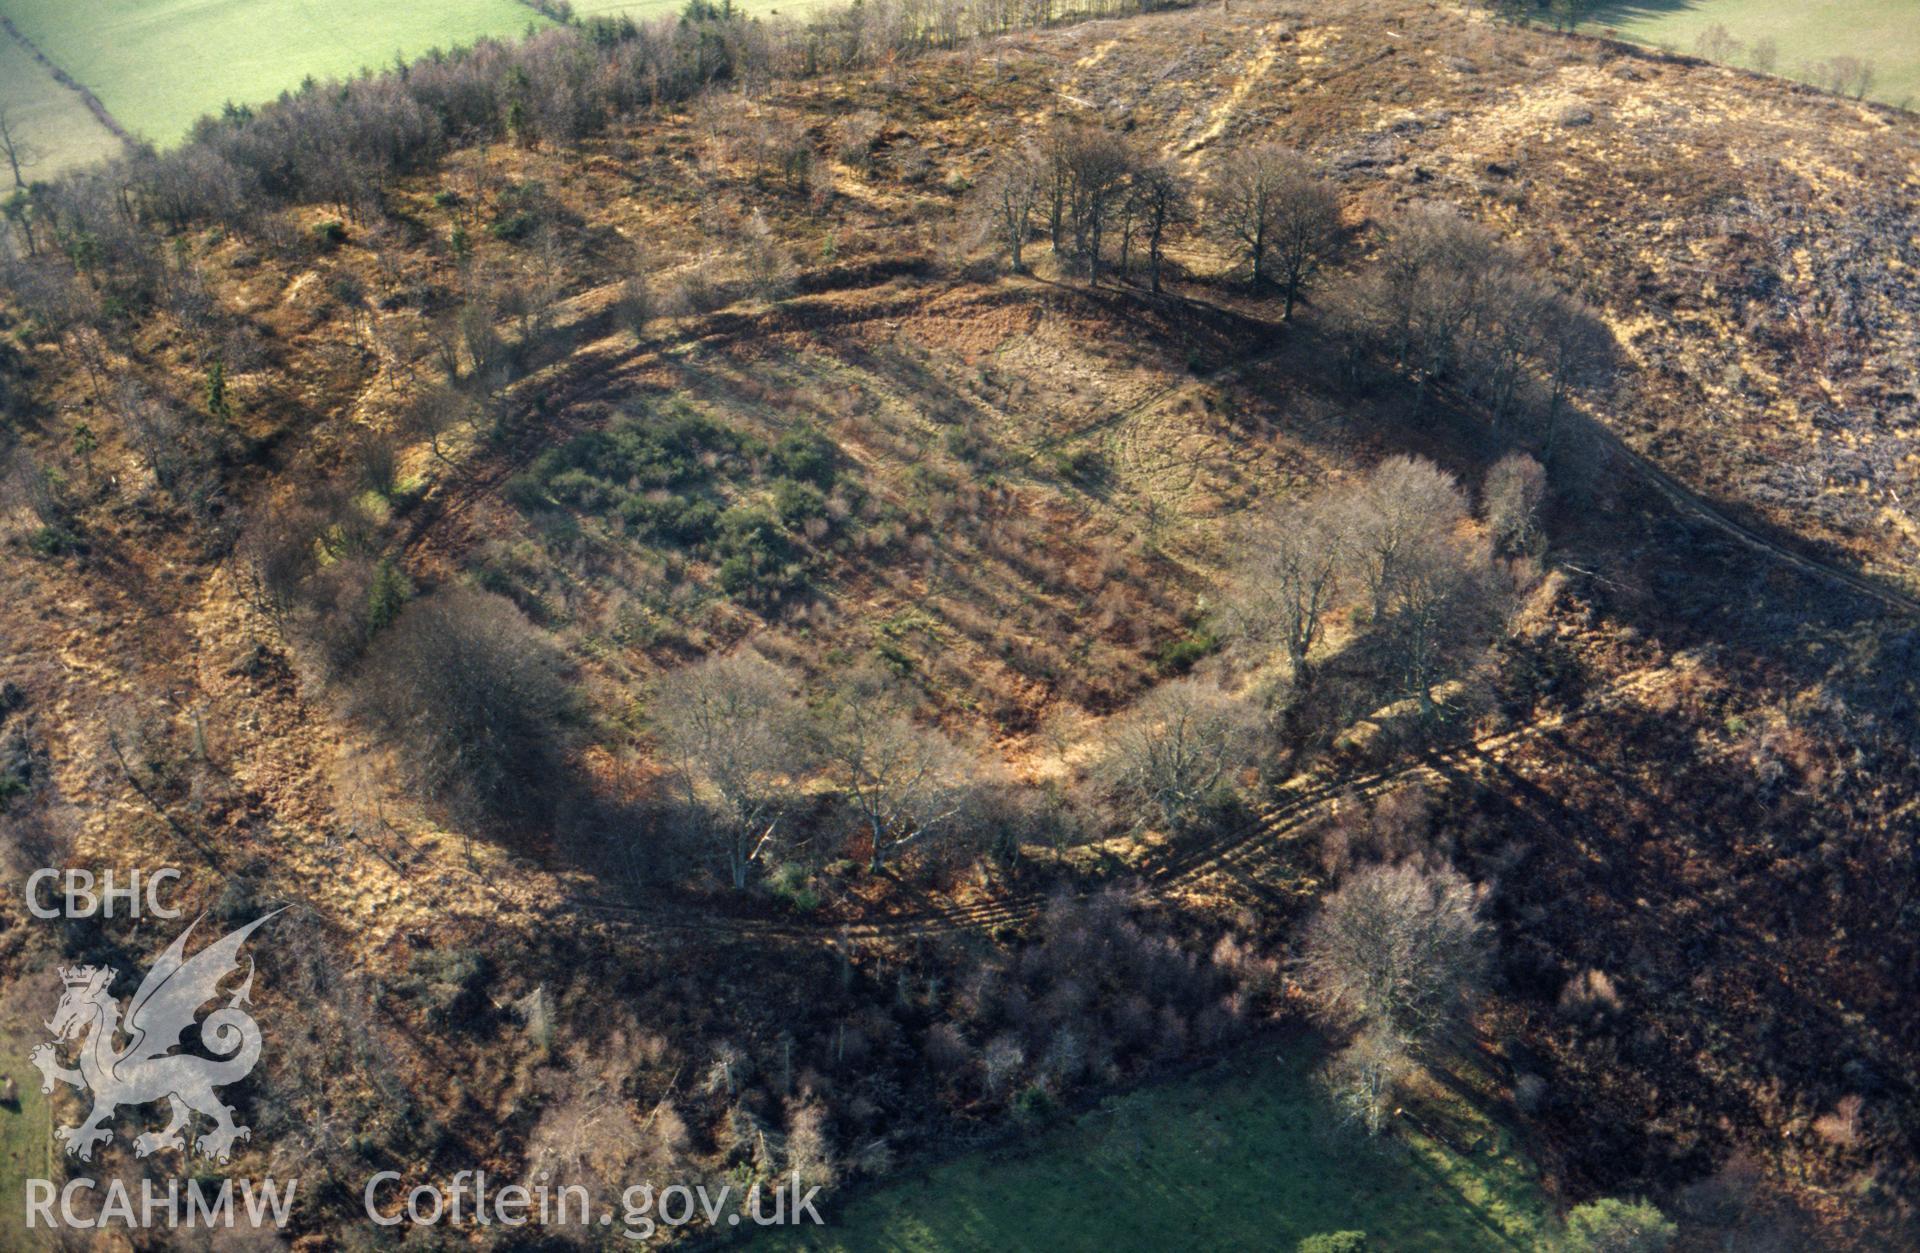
[28, 910, 282, 1164]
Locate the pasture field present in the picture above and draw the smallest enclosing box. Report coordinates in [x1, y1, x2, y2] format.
[0, 1020, 52, 1252]
[0, 0, 832, 169]
[1582, 0, 1920, 107]
[0, 0, 554, 148]
[757, 1041, 1553, 1252]
[0, 33, 123, 181]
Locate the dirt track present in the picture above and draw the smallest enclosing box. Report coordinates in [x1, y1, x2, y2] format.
[565, 665, 1668, 943]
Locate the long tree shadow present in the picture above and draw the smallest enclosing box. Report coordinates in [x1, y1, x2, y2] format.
[1581, 0, 1706, 25]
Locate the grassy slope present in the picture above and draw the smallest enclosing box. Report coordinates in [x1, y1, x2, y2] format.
[0, 1024, 52, 1252]
[1582, 0, 1920, 106]
[0, 0, 552, 146]
[0, 34, 123, 180]
[757, 1042, 1553, 1252]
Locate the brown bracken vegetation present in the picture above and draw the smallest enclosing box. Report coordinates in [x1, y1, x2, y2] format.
[2, 0, 1918, 1245]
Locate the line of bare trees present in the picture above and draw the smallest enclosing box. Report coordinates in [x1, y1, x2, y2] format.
[1218, 458, 1521, 1133]
[1209, 143, 1341, 315]
[244, 461, 1529, 885]
[975, 130, 1341, 308]
[0, 0, 1199, 276]
[1329, 203, 1617, 448]
[1488, 1, 1878, 105]
[976, 124, 1186, 290]
[973, 141, 1614, 448]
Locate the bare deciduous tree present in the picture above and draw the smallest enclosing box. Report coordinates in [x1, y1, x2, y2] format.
[1094, 677, 1260, 831]
[1537, 290, 1617, 450]
[817, 663, 976, 871]
[1365, 204, 1505, 398]
[100, 377, 232, 526]
[1815, 55, 1876, 101]
[403, 383, 471, 469]
[784, 1100, 836, 1190]
[614, 274, 655, 336]
[649, 651, 812, 889]
[350, 588, 573, 828]
[1319, 1025, 1407, 1137]
[0, 107, 42, 191]
[832, 110, 884, 175]
[1049, 124, 1134, 285]
[1299, 859, 1491, 1048]
[1694, 24, 1742, 65]
[1227, 499, 1343, 684]
[739, 208, 795, 299]
[1124, 157, 1186, 293]
[1210, 145, 1339, 312]
[235, 499, 321, 634]
[1337, 455, 1471, 621]
[977, 145, 1043, 273]
[1264, 156, 1341, 318]
[1381, 528, 1506, 718]
[1467, 269, 1557, 426]
[1483, 452, 1547, 555]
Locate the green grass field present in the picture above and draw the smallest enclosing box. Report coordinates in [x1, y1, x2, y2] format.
[0, 0, 829, 170]
[0, 0, 837, 170]
[0, 34, 124, 181]
[0, 0, 556, 149]
[0, 1024, 54, 1252]
[756, 1040, 1554, 1252]
[1582, 1, 1920, 108]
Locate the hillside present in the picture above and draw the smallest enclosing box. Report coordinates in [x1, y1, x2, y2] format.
[1, 0, 1918, 1246]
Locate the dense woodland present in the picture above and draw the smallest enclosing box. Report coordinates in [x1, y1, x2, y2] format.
[1, 0, 1917, 1247]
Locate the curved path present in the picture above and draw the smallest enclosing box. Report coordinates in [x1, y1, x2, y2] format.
[1589, 423, 1920, 616]
[397, 278, 1916, 945]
